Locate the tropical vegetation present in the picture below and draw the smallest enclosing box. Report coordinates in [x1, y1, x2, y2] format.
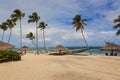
[0, 22, 8, 41]
[0, 50, 21, 63]
[28, 12, 40, 54]
[38, 22, 48, 53]
[6, 19, 16, 43]
[72, 14, 92, 55]
[11, 9, 25, 47]
[26, 32, 37, 47]
[1, 9, 119, 56]
[113, 15, 120, 36]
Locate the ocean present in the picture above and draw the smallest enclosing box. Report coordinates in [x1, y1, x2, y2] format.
[11, 47, 120, 56]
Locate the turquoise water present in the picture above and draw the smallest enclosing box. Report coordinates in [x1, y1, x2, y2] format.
[11, 47, 120, 56]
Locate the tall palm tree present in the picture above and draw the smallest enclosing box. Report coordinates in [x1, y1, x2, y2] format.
[6, 19, 16, 43]
[72, 14, 92, 55]
[0, 22, 8, 41]
[28, 12, 40, 54]
[11, 9, 25, 47]
[113, 15, 120, 35]
[38, 22, 47, 53]
[26, 32, 37, 47]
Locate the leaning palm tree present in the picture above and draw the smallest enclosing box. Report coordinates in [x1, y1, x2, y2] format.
[113, 15, 120, 35]
[28, 12, 40, 54]
[38, 22, 48, 53]
[11, 9, 25, 47]
[6, 19, 16, 43]
[0, 22, 8, 41]
[26, 32, 37, 47]
[72, 14, 92, 55]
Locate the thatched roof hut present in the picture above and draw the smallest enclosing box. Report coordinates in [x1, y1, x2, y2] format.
[101, 43, 120, 54]
[101, 43, 120, 51]
[0, 41, 14, 50]
[50, 45, 69, 55]
[53, 45, 69, 52]
[19, 46, 32, 51]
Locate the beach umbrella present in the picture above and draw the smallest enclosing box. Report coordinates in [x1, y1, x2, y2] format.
[52, 45, 69, 54]
[101, 43, 120, 54]
[0, 41, 15, 50]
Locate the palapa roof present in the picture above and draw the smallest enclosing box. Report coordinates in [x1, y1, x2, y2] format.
[0, 41, 15, 50]
[101, 43, 120, 51]
[53, 45, 69, 52]
[19, 46, 32, 51]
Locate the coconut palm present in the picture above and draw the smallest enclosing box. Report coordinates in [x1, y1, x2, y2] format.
[72, 14, 92, 55]
[11, 9, 25, 47]
[6, 19, 16, 43]
[28, 12, 40, 54]
[26, 32, 37, 47]
[0, 22, 8, 41]
[113, 15, 120, 35]
[38, 22, 48, 53]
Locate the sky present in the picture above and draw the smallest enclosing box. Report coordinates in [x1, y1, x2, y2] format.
[0, 0, 120, 48]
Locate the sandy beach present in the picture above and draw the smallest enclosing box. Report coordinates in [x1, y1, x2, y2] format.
[0, 54, 120, 80]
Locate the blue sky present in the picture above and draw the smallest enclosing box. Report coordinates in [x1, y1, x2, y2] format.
[0, 0, 120, 48]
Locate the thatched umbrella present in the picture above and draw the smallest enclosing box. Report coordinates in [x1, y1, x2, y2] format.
[0, 41, 14, 50]
[52, 45, 69, 54]
[19, 46, 32, 54]
[101, 43, 120, 54]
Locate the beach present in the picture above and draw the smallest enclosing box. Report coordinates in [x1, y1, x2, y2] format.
[0, 53, 120, 80]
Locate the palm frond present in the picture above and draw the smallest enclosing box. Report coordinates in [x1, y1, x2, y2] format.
[113, 23, 120, 29]
[26, 32, 35, 40]
[28, 19, 35, 23]
[28, 12, 40, 23]
[38, 21, 47, 30]
[72, 14, 86, 31]
[116, 29, 120, 36]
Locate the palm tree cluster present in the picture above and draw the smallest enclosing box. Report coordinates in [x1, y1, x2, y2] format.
[0, 15, 16, 43]
[0, 9, 48, 54]
[27, 12, 48, 54]
[1, 9, 118, 55]
[113, 15, 120, 36]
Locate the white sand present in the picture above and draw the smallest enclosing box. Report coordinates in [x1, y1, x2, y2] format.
[0, 53, 120, 80]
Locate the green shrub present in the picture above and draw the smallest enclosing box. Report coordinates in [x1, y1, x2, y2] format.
[0, 50, 21, 63]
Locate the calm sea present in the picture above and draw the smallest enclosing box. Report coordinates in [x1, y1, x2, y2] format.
[11, 47, 120, 56]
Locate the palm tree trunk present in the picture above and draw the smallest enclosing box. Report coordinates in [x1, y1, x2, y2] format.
[81, 29, 92, 55]
[20, 19, 22, 47]
[32, 40, 37, 47]
[36, 22, 39, 54]
[8, 29, 12, 43]
[43, 30, 47, 53]
[1, 30, 5, 41]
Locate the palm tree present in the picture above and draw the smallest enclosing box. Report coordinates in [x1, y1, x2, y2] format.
[0, 22, 8, 41]
[38, 22, 48, 53]
[72, 14, 92, 55]
[113, 15, 120, 35]
[26, 32, 37, 47]
[6, 19, 16, 43]
[11, 9, 25, 47]
[28, 12, 40, 54]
